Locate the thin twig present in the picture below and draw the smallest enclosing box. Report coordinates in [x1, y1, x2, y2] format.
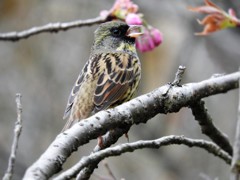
[23, 71, 240, 180]
[172, 65, 186, 86]
[3, 94, 23, 180]
[0, 15, 109, 41]
[230, 68, 240, 180]
[76, 164, 95, 180]
[54, 136, 232, 180]
[103, 161, 117, 180]
[163, 65, 186, 96]
[190, 100, 233, 156]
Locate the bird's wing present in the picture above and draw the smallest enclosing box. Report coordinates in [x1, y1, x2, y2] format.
[93, 53, 136, 112]
[63, 61, 89, 119]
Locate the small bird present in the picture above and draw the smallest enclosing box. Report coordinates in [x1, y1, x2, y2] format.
[62, 21, 142, 143]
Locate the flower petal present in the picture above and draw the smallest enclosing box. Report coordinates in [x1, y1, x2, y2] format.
[188, 6, 221, 14]
[150, 28, 163, 46]
[189, 0, 240, 35]
[126, 13, 142, 25]
[204, 0, 221, 9]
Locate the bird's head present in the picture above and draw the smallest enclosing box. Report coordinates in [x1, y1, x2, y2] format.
[92, 21, 143, 53]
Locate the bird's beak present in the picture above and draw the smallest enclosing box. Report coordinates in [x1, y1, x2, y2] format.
[126, 25, 143, 38]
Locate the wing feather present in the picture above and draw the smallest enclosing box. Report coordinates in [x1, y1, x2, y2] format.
[93, 54, 136, 113]
[63, 62, 88, 119]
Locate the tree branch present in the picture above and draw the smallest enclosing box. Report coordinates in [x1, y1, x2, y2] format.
[102, 161, 117, 180]
[80, 65, 187, 178]
[163, 65, 186, 96]
[76, 127, 130, 180]
[190, 100, 233, 156]
[231, 69, 240, 180]
[3, 94, 23, 180]
[54, 136, 231, 180]
[0, 16, 108, 41]
[171, 65, 186, 86]
[23, 71, 239, 180]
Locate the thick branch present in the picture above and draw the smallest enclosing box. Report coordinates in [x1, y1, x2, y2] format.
[80, 65, 187, 178]
[23, 72, 240, 180]
[54, 136, 231, 180]
[3, 94, 23, 180]
[190, 100, 233, 156]
[0, 16, 108, 41]
[231, 70, 240, 180]
[77, 126, 130, 180]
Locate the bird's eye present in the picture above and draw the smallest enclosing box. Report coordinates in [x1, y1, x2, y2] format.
[111, 28, 122, 37]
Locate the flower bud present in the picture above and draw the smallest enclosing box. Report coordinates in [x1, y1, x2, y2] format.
[126, 13, 142, 25]
[150, 28, 163, 46]
[136, 27, 163, 52]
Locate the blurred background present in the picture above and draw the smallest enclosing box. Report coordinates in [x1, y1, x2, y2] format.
[0, 0, 239, 179]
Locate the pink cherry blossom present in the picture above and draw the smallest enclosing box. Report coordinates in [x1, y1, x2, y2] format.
[136, 27, 163, 52]
[150, 28, 163, 46]
[99, 0, 163, 52]
[126, 13, 142, 25]
[111, 0, 139, 19]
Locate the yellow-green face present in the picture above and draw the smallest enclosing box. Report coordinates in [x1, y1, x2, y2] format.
[92, 21, 137, 53]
